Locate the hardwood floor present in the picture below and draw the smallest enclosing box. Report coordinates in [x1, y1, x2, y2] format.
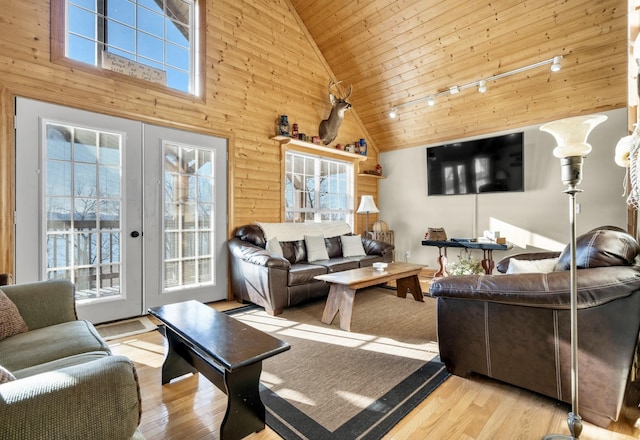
[109, 301, 640, 440]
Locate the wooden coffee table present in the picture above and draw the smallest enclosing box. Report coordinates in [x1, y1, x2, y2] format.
[315, 262, 424, 331]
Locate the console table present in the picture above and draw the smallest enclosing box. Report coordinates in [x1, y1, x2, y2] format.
[421, 239, 511, 276]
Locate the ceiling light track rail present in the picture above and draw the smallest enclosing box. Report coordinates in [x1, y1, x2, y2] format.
[388, 55, 563, 118]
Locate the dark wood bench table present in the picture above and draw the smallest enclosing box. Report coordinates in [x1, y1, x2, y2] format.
[148, 300, 290, 440]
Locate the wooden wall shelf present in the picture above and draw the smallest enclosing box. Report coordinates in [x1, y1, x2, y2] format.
[272, 136, 367, 162]
[358, 173, 385, 179]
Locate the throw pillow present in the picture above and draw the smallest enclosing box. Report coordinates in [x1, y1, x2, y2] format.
[0, 288, 28, 341]
[341, 235, 366, 257]
[507, 258, 558, 274]
[304, 235, 329, 262]
[0, 365, 15, 384]
[266, 237, 283, 257]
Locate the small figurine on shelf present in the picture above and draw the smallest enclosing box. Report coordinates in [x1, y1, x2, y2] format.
[278, 115, 290, 137]
[291, 123, 299, 139]
[375, 163, 382, 176]
[359, 138, 368, 156]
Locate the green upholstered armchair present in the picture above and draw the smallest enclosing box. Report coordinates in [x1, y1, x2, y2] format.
[0, 280, 141, 440]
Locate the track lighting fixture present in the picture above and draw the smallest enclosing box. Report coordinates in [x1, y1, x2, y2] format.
[388, 55, 563, 118]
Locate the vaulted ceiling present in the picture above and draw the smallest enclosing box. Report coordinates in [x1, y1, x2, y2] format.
[289, 0, 629, 153]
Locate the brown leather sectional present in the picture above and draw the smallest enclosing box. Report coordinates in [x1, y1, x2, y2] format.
[228, 223, 394, 315]
[430, 226, 640, 427]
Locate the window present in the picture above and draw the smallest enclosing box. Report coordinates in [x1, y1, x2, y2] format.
[284, 151, 354, 223]
[54, 0, 200, 95]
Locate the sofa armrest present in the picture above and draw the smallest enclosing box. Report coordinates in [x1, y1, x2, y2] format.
[0, 356, 141, 439]
[0, 280, 77, 330]
[430, 266, 640, 309]
[228, 238, 291, 269]
[362, 236, 394, 257]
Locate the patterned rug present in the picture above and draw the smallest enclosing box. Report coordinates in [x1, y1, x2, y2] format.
[228, 286, 449, 440]
[97, 316, 157, 341]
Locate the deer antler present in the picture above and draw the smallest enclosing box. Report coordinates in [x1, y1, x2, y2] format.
[329, 80, 352, 100]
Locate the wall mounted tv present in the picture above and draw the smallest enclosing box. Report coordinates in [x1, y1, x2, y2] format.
[426, 132, 524, 195]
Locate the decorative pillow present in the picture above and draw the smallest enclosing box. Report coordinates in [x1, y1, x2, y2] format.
[304, 235, 329, 262]
[341, 235, 366, 257]
[0, 289, 28, 341]
[0, 365, 15, 384]
[507, 258, 558, 274]
[266, 237, 283, 257]
[555, 227, 640, 271]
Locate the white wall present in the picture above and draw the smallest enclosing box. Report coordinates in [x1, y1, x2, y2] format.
[379, 108, 629, 268]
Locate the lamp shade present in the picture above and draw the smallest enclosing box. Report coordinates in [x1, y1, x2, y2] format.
[539, 115, 607, 158]
[356, 195, 379, 214]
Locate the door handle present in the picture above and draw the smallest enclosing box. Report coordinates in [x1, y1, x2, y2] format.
[130, 231, 141, 238]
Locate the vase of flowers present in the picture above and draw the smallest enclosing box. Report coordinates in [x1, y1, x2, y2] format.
[448, 250, 483, 275]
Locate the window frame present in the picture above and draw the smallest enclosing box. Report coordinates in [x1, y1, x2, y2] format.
[284, 149, 355, 224]
[50, 0, 206, 100]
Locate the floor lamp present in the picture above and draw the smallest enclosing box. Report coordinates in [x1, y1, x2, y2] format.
[356, 195, 379, 235]
[540, 114, 608, 440]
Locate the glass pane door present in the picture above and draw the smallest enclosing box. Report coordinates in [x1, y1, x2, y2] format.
[45, 123, 123, 300]
[143, 124, 227, 308]
[15, 98, 143, 323]
[163, 143, 215, 290]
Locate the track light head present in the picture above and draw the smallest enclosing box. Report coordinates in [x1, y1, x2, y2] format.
[388, 107, 398, 118]
[551, 56, 562, 72]
[449, 86, 460, 95]
[478, 80, 487, 93]
[427, 95, 436, 106]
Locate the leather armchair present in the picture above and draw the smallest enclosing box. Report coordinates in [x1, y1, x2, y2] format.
[429, 226, 640, 427]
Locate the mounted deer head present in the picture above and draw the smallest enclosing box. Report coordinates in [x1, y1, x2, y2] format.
[318, 80, 352, 145]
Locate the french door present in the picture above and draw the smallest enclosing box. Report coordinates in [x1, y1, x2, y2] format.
[15, 98, 228, 323]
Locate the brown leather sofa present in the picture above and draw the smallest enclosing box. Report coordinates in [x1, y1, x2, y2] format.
[228, 222, 394, 315]
[429, 226, 640, 427]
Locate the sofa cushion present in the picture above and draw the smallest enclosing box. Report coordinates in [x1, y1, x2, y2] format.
[555, 227, 640, 271]
[281, 239, 307, 264]
[341, 235, 366, 257]
[0, 364, 15, 383]
[0, 320, 111, 371]
[0, 288, 28, 341]
[13, 351, 111, 379]
[311, 258, 360, 273]
[288, 264, 328, 286]
[305, 235, 329, 262]
[326, 235, 343, 258]
[350, 254, 385, 267]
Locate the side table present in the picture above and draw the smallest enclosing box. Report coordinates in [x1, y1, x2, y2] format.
[421, 239, 511, 276]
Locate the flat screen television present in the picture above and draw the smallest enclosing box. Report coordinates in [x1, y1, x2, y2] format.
[426, 132, 524, 195]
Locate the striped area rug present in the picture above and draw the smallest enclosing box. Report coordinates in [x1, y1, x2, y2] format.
[229, 286, 448, 440]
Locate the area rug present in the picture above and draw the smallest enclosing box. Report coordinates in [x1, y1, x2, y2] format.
[96, 316, 157, 341]
[229, 286, 449, 440]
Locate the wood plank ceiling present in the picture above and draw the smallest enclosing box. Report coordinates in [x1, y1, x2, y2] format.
[289, 0, 628, 152]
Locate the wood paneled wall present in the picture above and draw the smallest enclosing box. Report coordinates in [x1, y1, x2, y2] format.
[0, 0, 379, 274]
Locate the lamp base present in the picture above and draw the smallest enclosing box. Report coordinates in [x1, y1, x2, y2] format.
[542, 412, 582, 440]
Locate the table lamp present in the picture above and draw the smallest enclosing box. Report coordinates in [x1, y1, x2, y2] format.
[356, 195, 379, 234]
